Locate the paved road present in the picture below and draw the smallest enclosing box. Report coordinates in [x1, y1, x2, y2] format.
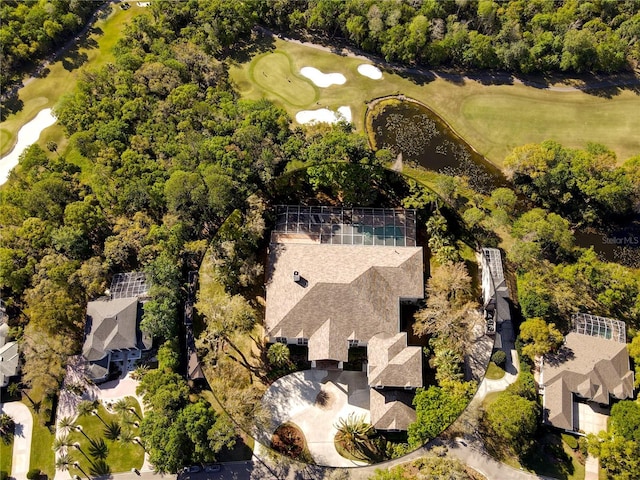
[1, 401, 33, 479]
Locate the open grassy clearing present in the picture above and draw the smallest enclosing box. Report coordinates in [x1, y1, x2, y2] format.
[229, 35, 640, 166]
[485, 362, 506, 380]
[26, 404, 55, 478]
[1, 435, 13, 477]
[0, 3, 145, 157]
[67, 400, 144, 476]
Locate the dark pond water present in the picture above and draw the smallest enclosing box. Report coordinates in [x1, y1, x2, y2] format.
[369, 98, 508, 194]
[368, 97, 640, 266]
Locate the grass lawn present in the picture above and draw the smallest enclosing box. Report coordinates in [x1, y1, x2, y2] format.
[1, 436, 13, 477]
[0, 3, 145, 157]
[66, 399, 144, 477]
[520, 430, 585, 480]
[229, 35, 640, 166]
[26, 403, 55, 479]
[481, 391, 502, 409]
[485, 362, 506, 380]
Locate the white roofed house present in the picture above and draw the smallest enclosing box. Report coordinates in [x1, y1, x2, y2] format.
[81, 273, 152, 383]
[264, 206, 425, 431]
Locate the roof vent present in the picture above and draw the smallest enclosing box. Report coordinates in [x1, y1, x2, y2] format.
[293, 271, 300, 282]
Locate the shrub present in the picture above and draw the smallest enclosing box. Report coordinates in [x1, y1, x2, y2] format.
[27, 469, 41, 479]
[1, 471, 9, 480]
[491, 350, 506, 367]
[562, 433, 578, 450]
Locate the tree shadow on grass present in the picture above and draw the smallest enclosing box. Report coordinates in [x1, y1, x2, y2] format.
[227, 30, 276, 65]
[519, 430, 575, 480]
[1, 94, 24, 121]
[62, 51, 89, 72]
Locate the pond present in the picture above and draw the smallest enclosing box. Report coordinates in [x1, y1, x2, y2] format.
[366, 96, 640, 266]
[367, 97, 507, 193]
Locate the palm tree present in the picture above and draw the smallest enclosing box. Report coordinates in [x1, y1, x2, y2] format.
[73, 461, 90, 478]
[53, 434, 72, 455]
[88, 437, 109, 460]
[7, 382, 20, 399]
[89, 459, 111, 476]
[57, 415, 76, 435]
[76, 400, 97, 417]
[73, 442, 91, 462]
[0, 413, 15, 444]
[90, 408, 109, 427]
[103, 420, 121, 440]
[334, 413, 374, 457]
[74, 425, 91, 441]
[119, 428, 135, 444]
[55, 453, 73, 471]
[267, 342, 291, 368]
[113, 398, 129, 417]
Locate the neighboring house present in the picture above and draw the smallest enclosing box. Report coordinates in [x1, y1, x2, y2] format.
[82, 272, 152, 382]
[480, 247, 510, 337]
[265, 206, 425, 431]
[0, 303, 20, 388]
[540, 313, 634, 432]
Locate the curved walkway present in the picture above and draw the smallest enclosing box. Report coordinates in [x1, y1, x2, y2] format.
[0, 401, 33, 479]
[259, 369, 370, 467]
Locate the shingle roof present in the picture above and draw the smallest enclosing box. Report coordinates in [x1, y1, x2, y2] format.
[370, 389, 417, 431]
[368, 333, 422, 388]
[83, 297, 139, 361]
[542, 331, 634, 430]
[265, 243, 423, 361]
[0, 341, 19, 387]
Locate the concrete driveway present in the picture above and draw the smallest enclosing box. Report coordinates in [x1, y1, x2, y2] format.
[1, 401, 33, 479]
[260, 369, 370, 467]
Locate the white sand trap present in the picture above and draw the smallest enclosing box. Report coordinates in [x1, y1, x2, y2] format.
[0, 108, 57, 185]
[357, 64, 383, 80]
[300, 67, 346, 88]
[337, 106, 352, 123]
[296, 106, 352, 125]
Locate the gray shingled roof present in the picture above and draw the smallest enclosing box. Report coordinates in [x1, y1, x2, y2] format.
[370, 389, 417, 431]
[542, 331, 634, 430]
[265, 243, 423, 362]
[0, 341, 19, 387]
[368, 333, 422, 388]
[83, 297, 139, 361]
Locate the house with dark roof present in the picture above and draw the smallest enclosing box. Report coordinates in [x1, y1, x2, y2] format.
[1, 305, 20, 388]
[265, 206, 425, 431]
[540, 314, 634, 432]
[82, 273, 152, 382]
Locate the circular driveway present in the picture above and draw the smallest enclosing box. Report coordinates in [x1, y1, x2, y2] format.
[260, 369, 370, 467]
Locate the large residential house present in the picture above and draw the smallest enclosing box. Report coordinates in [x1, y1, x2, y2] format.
[540, 313, 634, 432]
[82, 273, 152, 382]
[265, 206, 425, 431]
[0, 301, 20, 388]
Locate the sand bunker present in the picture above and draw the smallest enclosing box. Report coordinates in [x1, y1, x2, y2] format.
[300, 67, 346, 88]
[357, 64, 383, 80]
[0, 108, 57, 185]
[296, 106, 352, 125]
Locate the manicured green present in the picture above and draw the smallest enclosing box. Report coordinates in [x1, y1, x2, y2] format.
[1, 435, 13, 477]
[250, 52, 318, 107]
[27, 404, 55, 479]
[0, 3, 145, 157]
[67, 399, 144, 476]
[485, 362, 506, 380]
[230, 36, 640, 166]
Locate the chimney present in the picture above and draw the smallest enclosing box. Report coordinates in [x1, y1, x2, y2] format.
[293, 271, 301, 282]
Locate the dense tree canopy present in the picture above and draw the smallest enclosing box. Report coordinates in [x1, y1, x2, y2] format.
[256, 0, 640, 73]
[0, 0, 101, 95]
[505, 141, 636, 226]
